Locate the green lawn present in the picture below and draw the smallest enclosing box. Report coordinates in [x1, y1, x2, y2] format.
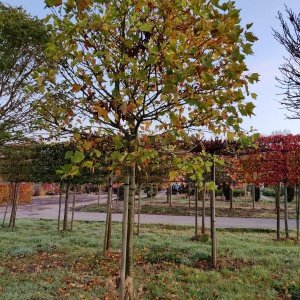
[0, 220, 299, 299]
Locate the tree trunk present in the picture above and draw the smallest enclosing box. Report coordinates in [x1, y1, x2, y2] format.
[229, 187, 233, 210]
[97, 184, 101, 205]
[70, 184, 77, 231]
[169, 183, 172, 207]
[12, 183, 20, 230]
[275, 184, 280, 241]
[283, 182, 289, 239]
[296, 185, 300, 241]
[195, 187, 198, 236]
[137, 184, 142, 236]
[119, 173, 130, 300]
[188, 184, 191, 208]
[9, 183, 20, 230]
[2, 183, 12, 227]
[103, 175, 113, 254]
[210, 157, 217, 268]
[126, 164, 136, 277]
[57, 183, 63, 231]
[201, 184, 206, 234]
[63, 183, 70, 231]
[150, 183, 153, 205]
[8, 183, 16, 228]
[251, 184, 255, 209]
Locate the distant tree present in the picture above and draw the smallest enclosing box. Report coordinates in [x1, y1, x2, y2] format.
[0, 3, 47, 144]
[274, 7, 300, 119]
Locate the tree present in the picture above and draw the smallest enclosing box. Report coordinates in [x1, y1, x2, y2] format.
[274, 7, 300, 118]
[38, 0, 258, 297]
[0, 3, 47, 144]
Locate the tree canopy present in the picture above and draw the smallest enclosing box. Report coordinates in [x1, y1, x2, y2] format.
[0, 2, 48, 145]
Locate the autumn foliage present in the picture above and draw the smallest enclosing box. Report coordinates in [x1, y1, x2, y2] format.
[0, 183, 32, 205]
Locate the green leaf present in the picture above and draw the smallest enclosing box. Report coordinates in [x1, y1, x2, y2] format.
[139, 23, 152, 32]
[72, 150, 85, 163]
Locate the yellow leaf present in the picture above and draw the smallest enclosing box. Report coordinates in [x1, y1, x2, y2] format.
[72, 84, 82, 92]
[94, 105, 108, 118]
[169, 171, 177, 181]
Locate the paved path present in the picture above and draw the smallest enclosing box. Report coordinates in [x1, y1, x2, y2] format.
[0, 194, 297, 230]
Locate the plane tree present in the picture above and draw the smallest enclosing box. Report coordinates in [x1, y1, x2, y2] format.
[36, 0, 259, 297]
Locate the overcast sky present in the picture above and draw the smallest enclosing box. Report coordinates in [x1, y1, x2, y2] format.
[5, 0, 300, 135]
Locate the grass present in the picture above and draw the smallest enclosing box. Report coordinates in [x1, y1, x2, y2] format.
[0, 219, 299, 299]
[76, 193, 298, 219]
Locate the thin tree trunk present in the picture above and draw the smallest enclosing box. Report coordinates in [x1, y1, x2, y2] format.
[2, 200, 9, 227]
[283, 182, 289, 239]
[201, 184, 206, 234]
[210, 157, 217, 268]
[119, 173, 130, 300]
[296, 185, 300, 241]
[8, 183, 16, 228]
[12, 183, 20, 230]
[70, 184, 77, 231]
[103, 175, 113, 254]
[188, 185, 191, 208]
[97, 184, 101, 205]
[2, 183, 12, 227]
[167, 186, 170, 204]
[195, 187, 198, 236]
[252, 184, 255, 209]
[229, 186, 233, 210]
[169, 183, 172, 207]
[63, 183, 70, 231]
[9, 183, 17, 229]
[126, 164, 136, 277]
[150, 183, 153, 205]
[275, 184, 280, 241]
[57, 183, 63, 231]
[137, 184, 142, 236]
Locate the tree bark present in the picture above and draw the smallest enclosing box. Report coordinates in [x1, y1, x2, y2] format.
[97, 184, 101, 205]
[229, 186, 233, 210]
[126, 164, 136, 277]
[119, 173, 129, 300]
[169, 183, 172, 207]
[210, 157, 217, 268]
[63, 183, 70, 231]
[70, 184, 77, 231]
[12, 183, 20, 230]
[9, 183, 20, 230]
[296, 185, 300, 241]
[201, 184, 206, 234]
[103, 175, 113, 254]
[9, 183, 16, 228]
[150, 183, 153, 205]
[283, 182, 289, 239]
[57, 182, 63, 231]
[137, 184, 142, 236]
[195, 187, 198, 236]
[252, 184, 255, 209]
[275, 184, 280, 241]
[188, 184, 191, 208]
[2, 183, 12, 227]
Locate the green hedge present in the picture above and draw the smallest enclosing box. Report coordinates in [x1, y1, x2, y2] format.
[233, 189, 245, 197]
[262, 187, 275, 197]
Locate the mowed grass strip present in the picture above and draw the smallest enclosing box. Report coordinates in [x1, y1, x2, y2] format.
[0, 219, 299, 299]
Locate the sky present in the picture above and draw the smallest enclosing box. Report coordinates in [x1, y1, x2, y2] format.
[4, 0, 300, 135]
